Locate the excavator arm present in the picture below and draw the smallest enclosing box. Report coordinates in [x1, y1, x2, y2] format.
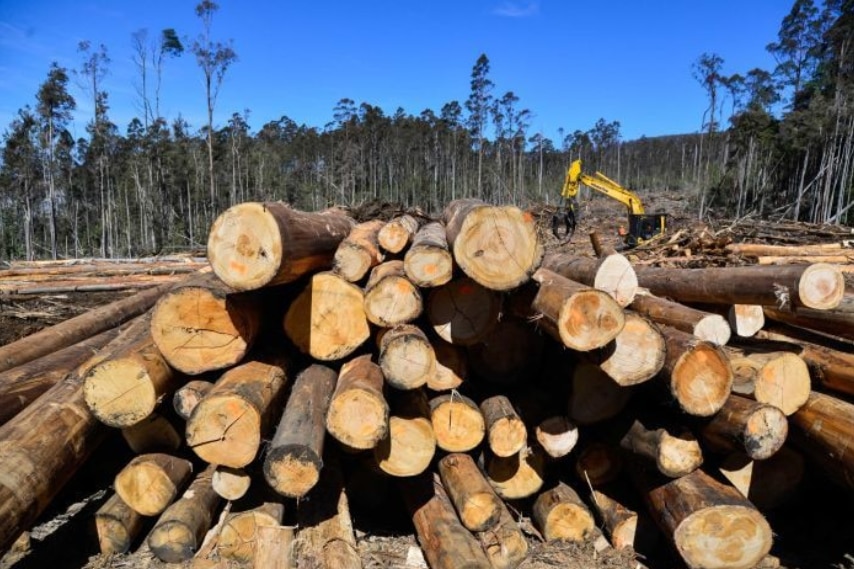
[561, 159, 646, 216]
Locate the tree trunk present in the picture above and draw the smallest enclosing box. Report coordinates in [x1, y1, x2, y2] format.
[264, 364, 336, 498]
[575, 442, 623, 488]
[378, 214, 419, 254]
[325, 354, 389, 450]
[173, 380, 214, 420]
[150, 272, 262, 375]
[254, 525, 294, 569]
[121, 412, 182, 454]
[631, 291, 730, 345]
[726, 348, 810, 415]
[532, 268, 625, 351]
[212, 466, 251, 501]
[725, 242, 852, 256]
[789, 391, 854, 493]
[476, 498, 529, 569]
[333, 219, 385, 282]
[700, 394, 788, 461]
[207, 202, 354, 291]
[404, 222, 454, 287]
[483, 447, 546, 500]
[728, 304, 765, 337]
[543, 252, 638, 307]
[639, 467, 772, 569]
[374, 389, 437, 477]
[590, 489, 638, 550]
[634, 263, 844, 310]
[533, 482, 595, 542]
[148, 464, 221, 563]
[187, 358, 288, 469]
[95, 494, 145, 555]
[283, 271, 370, 361]
[480, 395, 527, 458]
[429, 394, 485, 453]
[437, 453, 501, 532]
[217, 502, 286, 564]
[364, 260, 423, 327]
[427, 276, 500, 346]
[763, 290, 854, 341]
[659, 326, 733, 417]
[535, 415, 579, 459]
[0, 326, 120, 426]
[590, 312, 665, 387]
[620, 420, 703, 478]
[114, 453, 193, 516]
[379, 325, 437, 390]
[399, 474, 491, 569]
[443, 199, 543, 291]
[0, 281, 172, 373]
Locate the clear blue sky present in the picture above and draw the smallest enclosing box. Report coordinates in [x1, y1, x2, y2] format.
[0, 1, 792, 144]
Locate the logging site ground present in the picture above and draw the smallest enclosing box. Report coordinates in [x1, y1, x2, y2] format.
[1, 191, 853, 569]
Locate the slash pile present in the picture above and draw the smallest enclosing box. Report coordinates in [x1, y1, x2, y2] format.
[0, 198, 852, 569]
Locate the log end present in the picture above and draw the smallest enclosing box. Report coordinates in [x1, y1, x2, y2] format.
[674, 505, 772, 569]
[380, 331, 436, 390]
[186, 396, 262, 468]
[535, 416, 579, 459]
[729, 305, 765, 337]
[95, 515, 133, 555]
[744, 406, 788, 460]
[558, 290, 625, 351]
[404, 248, 454, 288]
[431, 399, 485, 453]
[671, 343, 733, 417]
[594, 253, 639, 307]
[207, 202, 283, 291]
[263, 446, 323, 498]
[657, 432, 704, 478]
[374, 415, 436, 477]
[488, 418, 527, 458]
[212, 466, 252, 501]
[798, 263, 845, 309]
[333, 244, 374, 282]
[485, 450, 546, 500]
[326, 389, 390, 450]
[754, 353, 811, 416]
[461, 492, 503, 532]
[365, 277, 423, 327]
[115, 463, 180, 517]
[599, 313, 666, 387]
[542, 502, 595, 542]
[694, 315, 732, 346]
[149, 520, 197, 563]
[84, 360, 157, 428]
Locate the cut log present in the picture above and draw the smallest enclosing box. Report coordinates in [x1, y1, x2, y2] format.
[532, 268, 625, 351]
[533, 482, 595, 542]
[363, 260, 423, 327]
[438, 453, 502, 532]
[590, 489, 638, 550]
[83, 314, 176, 428]
[569, 363, 632, 425]
[333, 219, 385, 282]
[400, 474, 491, 569]
[789, 391, 854, 493]
[121, 412, 182, 453]
[264, 364, 336, 498]
[404, 222, 454, 287]
[254, 525, 294, 569]
[443, 199, 543, 291]
[326, 354, 389, 450]
[468, 316, 544, 385]
[725, 242, 852, 256]
[619, 420, 703, 478]
[640, 467, 772, 569]
[483, 447, 546, 500]
[575, 442, 623, 488]
[480, 395, 527, 458]
[217, 502, 285, 564]
[763, 290, 854, 341]
[726, 349, 810, 415]
[429, 340, 467, 391]
[429, 393, 483, 452]
[659, 326, 733, 417]
[150, 272, 261, 375]
[427, 277, 501, 346]
[729, 305, 765, 337]
[114, 453, 193, 516]
[283, 271, 370, 361]
[186, 358, 288, 468]
[212, 466, 252, 501]
[0, 280, 172, 373]
[719, 448, 804, 510]
[379, 324, 436, 390]
[634, 263, 844, 310]
[378, 214, 419, 254]
[173, 380, 214, 420]
[293, 450, 360, 569]
[95, 493, 145, 555]
[590, 312, 665, 387]
[374, 389, 437, 477]
[535, 415, 579, 459]
[631, 290, 730, 345]
[543, 252, 638, 307]
[475, 498, 529, 569]
[0, 326, 120, 426]
[149, 464, 222, 563]
[207, 202, 354, 291]
[700, 394, 788, 460]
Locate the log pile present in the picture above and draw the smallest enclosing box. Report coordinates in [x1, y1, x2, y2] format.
[0, 199, 852, 569]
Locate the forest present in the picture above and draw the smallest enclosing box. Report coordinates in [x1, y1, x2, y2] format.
[0, 0, 852, 260]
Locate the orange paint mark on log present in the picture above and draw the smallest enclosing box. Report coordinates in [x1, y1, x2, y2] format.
[459, 283, 474, 295]
[425, 264, 437, 275]
[523, 211, 534, 223]
[396, 280, 412, 293]
[229, 261, 247, 275]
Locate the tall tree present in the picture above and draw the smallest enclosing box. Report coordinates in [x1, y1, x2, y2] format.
[767, 0, 824, 108]
[465, 54, 494, 198]
[693, 52, 724, 219]
[0, 109, 40, 259]
[192, 0, 237, 214]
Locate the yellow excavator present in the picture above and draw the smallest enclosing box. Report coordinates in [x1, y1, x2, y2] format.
[552, 159, 667, 248]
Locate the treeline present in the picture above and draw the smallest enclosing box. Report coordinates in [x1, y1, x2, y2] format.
[0, 0, 851, 260]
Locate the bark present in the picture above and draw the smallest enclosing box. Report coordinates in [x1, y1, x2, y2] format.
[114, 453, 193, 516]
[95, 494, 145, 555]
[121, 412, 182, 454]
[631, 291, 730, 345]
[427, 276, 501, 346]
[480, 395, 527, 458]
[574, 442, 623, 488]
[430, 393, 485, 453]
[789, 391, 854, 494]
[763, 290, 854, 341]
[700, 394, 789, 460]
[438, 453, 502, 532]
[333, 219, 385, 282]
[363, 260, 423, 327]
[173, 380, 214, 420]
[326, 354, 389, 450]
[264, 364, 336, 498]
[187, 358, 288, 468]
[443, 199, 543, 291]
[543, 252, 638, 307]
[620, 420, 703, 478]
[476, 499, 529, 569]
[150, 272, 262, 375]
[283, 271, 370, 361]
[254, 525, 294, 569]
[217, 502, 286, 564]
[207, 202, 354, 291]
[404, 222, 454, 287]
[590, 489, 638, 550]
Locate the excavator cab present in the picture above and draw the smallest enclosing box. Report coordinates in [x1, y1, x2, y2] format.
[626, 213, 667, 248]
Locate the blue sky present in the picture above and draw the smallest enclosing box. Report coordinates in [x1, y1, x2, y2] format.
[0, 1, 792, 144]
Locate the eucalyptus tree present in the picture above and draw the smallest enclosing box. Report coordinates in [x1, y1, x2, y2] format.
[465, 54, 494, 199]
[0, 109, 39, 259]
